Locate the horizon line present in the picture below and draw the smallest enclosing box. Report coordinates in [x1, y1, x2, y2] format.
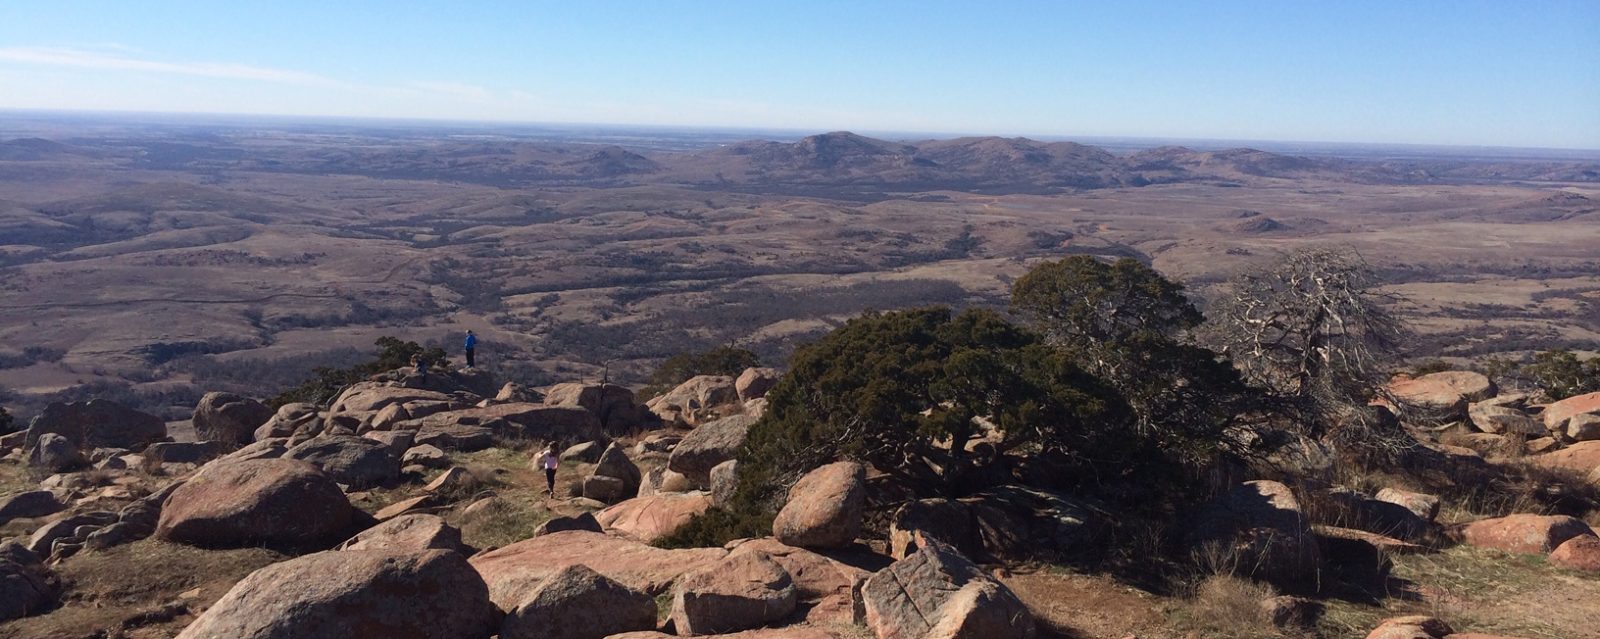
[3, 106, 1599, 157]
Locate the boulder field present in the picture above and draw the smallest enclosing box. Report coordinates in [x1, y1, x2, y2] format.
[5, 366, 1599, 638]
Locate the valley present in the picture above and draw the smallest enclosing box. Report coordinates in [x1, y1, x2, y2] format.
[0, 115, 1596, 420]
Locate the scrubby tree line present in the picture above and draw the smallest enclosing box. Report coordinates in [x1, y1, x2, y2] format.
[666, 247, 1418, 546]
[1491, 348, 1600, 400]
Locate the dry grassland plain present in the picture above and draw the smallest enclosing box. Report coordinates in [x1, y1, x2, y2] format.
[0, 128, 1595, 419]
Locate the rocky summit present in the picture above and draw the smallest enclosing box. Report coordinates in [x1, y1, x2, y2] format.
[0, 8, 1595, 633]
[4, 266, 1600, 639]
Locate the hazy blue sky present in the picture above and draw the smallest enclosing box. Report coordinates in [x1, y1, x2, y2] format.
[1, 1, 1596, 148]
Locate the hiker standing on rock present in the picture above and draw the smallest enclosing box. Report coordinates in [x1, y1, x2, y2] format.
[463, 329, 477, 368]
[535, 444, 559, 498]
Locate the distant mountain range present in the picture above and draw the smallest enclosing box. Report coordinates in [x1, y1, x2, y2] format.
[3, 130, 1597, 197]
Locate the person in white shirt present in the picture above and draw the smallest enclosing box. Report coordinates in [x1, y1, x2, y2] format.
[535, 445, 559, 498]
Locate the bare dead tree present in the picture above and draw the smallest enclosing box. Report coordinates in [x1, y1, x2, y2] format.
[1203, 247, 1410, 439]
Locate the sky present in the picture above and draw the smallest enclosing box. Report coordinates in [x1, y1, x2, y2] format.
[0, 1, 1597, 149]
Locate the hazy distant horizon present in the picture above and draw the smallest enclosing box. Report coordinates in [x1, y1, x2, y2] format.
[4, 107, 1599, 162]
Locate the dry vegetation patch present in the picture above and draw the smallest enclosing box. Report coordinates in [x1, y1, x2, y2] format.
[1000, 567, 1175, 639]
[2, 539, 286, 639]
[1171, 575, 1309, 639]
[1319, 545, 1600, 639]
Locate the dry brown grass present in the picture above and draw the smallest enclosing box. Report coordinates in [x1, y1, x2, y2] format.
[1001, 566, 1177, 639]
[1318, 545, 1600, 639]
[1171, 575, 1307, 639]
[451, 495, 549, 550]
[1290, 448, 1600, 528]
[435, 445, 582, 550]
[0, 539, 286, 639]
[1437, 461, 1600, 525]
[0, 461, 46, 494]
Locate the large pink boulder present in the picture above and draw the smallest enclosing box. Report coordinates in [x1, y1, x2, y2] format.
[284, 435, 400, 489]
[735, 367, 781, 402]
[728, 538, 868, 625]
[1460, 514, 1593, 554]
[1529, 441, 1600, 479]
[175, 549, 497, 639]
[772, 461, 867, 549]
[668, 414, 757, 485]
[156, 458, 355, 548]
[647, 375, 740, 427]
[499, 563, 656, 639]
[861, 540, 1034, 639]
[670, 552, 797, 635]
[1548, 534, 1600, 572]
[542, 382, 656, 435]
[192, 392, 273, 449]
[329, 383, 457, 416]
[1544, 391, 1600, 432]
[595, 492, 713, 543]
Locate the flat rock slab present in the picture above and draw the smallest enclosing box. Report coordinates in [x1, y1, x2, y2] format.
[337, 513, 470, 554]
[1387, 371, 1495, 414]
[1460, 514, 1593, 554]
[469, 530, 727, 610]
[595, 492, 713, 543]
[1530, 441, 1600, 478]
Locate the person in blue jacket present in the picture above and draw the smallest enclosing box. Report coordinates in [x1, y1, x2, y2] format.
[464, 330, 477, 368]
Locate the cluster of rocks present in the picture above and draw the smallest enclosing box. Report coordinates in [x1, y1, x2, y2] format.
[24, 445, 1032, 639]
[468, 458, 1035, 639]
[0, 365, 810, 633]
[562, 371, 775, 510]
[0, 368, 618, 608]
[273, 377, 614, 454]
[645, 369, 776, 429]
[1389, 371, 1600, 473]
[7, 362, 1598, 637]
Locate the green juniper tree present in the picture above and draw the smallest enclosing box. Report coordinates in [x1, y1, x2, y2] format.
[1011, 256, 1258, 461]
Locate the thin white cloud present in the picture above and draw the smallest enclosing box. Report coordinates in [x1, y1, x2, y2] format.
[406, 81, 495, 102]
[0, 46, 336, 85]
